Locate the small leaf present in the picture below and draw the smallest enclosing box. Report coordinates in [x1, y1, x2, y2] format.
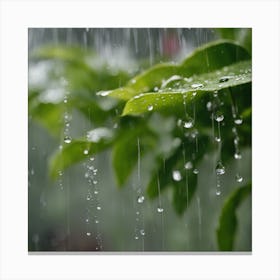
[216, 183, 251, 251]
[49, 128, 114, 179]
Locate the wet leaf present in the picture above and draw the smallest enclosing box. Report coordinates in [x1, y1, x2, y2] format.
[49, 128, 115, 179]
[107, 40, 250, 101]
[216, 183, 251, 251]
[122, 60, 251, 116]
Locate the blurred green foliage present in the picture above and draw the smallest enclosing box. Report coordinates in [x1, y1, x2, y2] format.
[29, 30, 252, 251]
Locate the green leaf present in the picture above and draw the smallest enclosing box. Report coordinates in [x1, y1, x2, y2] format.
[49, 127, 114, 179]
[216, 183, 251, 251]
[29, 101, 64, 137]
[122, 60, 251, 116]
[107, 40, 250, 101]
[215, 28, 252, 55]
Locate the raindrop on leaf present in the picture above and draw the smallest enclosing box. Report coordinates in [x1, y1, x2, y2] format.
[219, 76, 230, 83]
[147, 105, 154, 111]
[157, 207, 164, 213]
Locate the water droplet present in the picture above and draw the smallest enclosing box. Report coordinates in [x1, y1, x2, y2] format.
[234, 118, 243, 125]
[216, 162, 225, 175]
[172, 170, 182, 181]
[95, 220, 99, 224]
[86, 232, 91, 236]
[215, 112, 224, 122]
[184, 161, 193, 170]
[94, 190, 99, 195]
[83, 149, 89, 155]
[191, 83, 203, 89]
[154, 86, 159, 92]
[136, 211, 140, 215]
[147, 105, 153, 111]
[183, 117, 194, 129]
[216, 189, 221, 196]
[235, 174, 243, 183]
[58, 170, 63, 176]
[86, 194, 92, 201]
[219, 76, 230, 83]
[90, 157, 94, 161]
[135, 236, 139, 240]
[140, 229, 145, 236]
[206, 101, 213, 111]
[64, 136, 72, 144]
[215, 136, 221, 142]
[85, 218, 89, 223]
[157, 207, 164, 213]
[137, 195, 145, 203]
[234, 152, 242, 160]
[97, 206, 101, 210]
[193, 168, 199, 174]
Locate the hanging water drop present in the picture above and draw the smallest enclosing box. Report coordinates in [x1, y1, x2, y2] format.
[234, 117, 243, 125]
[234, 152, 242, 160]
[193, 168, 199, 174]
[172, 170, 182, 181]
[216, 189, 221, 196]
[214, 112, 224, 122]
[184, 161, 193, 170]
[140, 229, 145, 236]
[83, 149, 89, 155]
[147, 105, 154, 111]
[183, 117, 194, 129]
[97, 206, 101, 210]
[235, 174, 243, 183]
[157, 207, 164, 213]
[137, 195, 145, 203]
[86, 232, 91, 236]
[215, 161, 225, 175]
[64, 135, 72, 144]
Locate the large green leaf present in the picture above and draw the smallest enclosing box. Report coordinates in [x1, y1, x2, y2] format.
[122, 60, 251, 116]
[107, 40, 250, 101]
[216, 183, 251, 251]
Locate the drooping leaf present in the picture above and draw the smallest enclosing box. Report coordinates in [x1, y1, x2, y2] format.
[49, 127, 115, 179]
[107, 40, 250, 101]
[216, 183, 251, 251]
[122, 60, 251, 116]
